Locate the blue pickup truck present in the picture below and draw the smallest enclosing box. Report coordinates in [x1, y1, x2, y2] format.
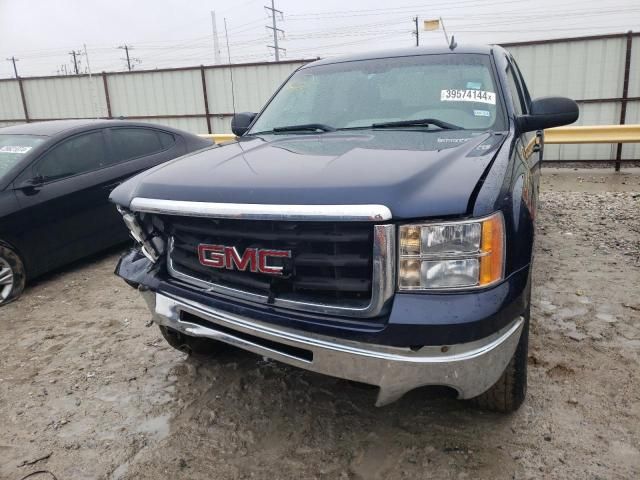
[110, 44, 578, 412]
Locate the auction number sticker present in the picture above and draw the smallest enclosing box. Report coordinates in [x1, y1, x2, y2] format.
[441, 89, 496, 105]
[0, 145, 32, 154]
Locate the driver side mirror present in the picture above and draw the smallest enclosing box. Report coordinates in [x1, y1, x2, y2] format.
[517, 96, 579, 133]
[16, 175, 45, 194]
[231, 112, 258, 136]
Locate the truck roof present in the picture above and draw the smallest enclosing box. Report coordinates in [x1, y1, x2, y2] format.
[302, 44, 502, 69]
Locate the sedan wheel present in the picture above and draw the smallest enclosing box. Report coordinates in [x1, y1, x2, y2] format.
[0, 246, 26, 306]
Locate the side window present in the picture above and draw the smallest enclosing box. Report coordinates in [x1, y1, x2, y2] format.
[36, 131, 106, 181]
[505, 63, 525, 116]
[109, 128, 175, 165]
[158, 131, 175, 149]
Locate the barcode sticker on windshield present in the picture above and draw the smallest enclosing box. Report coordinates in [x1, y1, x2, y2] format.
[0, 145, 32, 154]
[441, 89, 496, 105]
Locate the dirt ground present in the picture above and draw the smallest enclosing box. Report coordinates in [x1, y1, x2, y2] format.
[1, 169, 639, 480]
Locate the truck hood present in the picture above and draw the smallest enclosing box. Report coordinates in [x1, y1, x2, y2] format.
[111, 130, 505, 220]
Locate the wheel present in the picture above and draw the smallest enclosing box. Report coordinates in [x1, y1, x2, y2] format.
[0, 245, 26, 307]
[158, 325, 219, 355]
[470, 315, 529, 413]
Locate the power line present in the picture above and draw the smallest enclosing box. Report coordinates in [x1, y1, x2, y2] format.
[265, 0, 285, 61]
[1, 0, 637, 77]
[2, 5, 634, 59]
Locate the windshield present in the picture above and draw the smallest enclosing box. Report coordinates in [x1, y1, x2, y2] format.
[249, 53, 506, 134]
[0, 134, 44, 180]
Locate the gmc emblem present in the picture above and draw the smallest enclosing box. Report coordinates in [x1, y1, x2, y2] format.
[197, 244, 291, 276]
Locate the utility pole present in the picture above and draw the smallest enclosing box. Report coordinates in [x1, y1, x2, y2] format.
[69, 50, 81, 74]
[211, 11, 222, 64]
[265, 0, 285, 61]
[413, 16, 419, 46]
[6, 56, 19, 78]
[119, 45, 132, 71]
[117, 44, 140, 71]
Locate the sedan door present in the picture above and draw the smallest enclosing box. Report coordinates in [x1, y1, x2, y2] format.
[12, 129, 116, 276]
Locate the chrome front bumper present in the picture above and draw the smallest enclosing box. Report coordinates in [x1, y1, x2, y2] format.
[143, 291, 524, 406]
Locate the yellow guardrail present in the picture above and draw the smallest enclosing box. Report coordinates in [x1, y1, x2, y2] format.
[200, 133, 237, 143]
[543, 124, 640, 144]
[523, 124, 640, 159]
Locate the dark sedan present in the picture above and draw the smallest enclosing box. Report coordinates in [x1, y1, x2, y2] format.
[0, 119, 213, 305]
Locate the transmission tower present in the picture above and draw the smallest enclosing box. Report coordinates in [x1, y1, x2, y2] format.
[265, 0, 285, 61]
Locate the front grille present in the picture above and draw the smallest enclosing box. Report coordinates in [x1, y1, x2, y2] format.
[166, 217, 374, 307]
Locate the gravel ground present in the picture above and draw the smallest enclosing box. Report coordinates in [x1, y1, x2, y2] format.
[1, 171, 639, 480]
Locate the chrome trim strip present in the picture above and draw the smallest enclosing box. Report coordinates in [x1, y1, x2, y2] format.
[129, 198, 393, 221]
[166, 224, 396, 318]
[145, 291, 525, 406]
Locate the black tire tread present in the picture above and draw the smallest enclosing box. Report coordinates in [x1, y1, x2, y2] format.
[470, 317, 529, 413]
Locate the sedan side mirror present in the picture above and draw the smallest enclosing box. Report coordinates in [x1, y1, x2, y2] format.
[231, 112, 258, 136]
[16, 175, 44, 194]
[517, 97, 579, 133]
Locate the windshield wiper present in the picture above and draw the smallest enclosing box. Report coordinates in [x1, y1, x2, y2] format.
[369, 118, 463, 130]
[272, 123, 336, 133]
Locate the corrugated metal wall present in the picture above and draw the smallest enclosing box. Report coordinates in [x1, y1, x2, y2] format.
[0, 33, 637, 163]
[0, 81, 25, 122]
[622, 35, 640, 160]
[108, 70, 203, 116]
[23, 75, 108, 119]
[507, 38, 626, 98]
[0, 59, 308, 135]
[503, 33, 638, 162]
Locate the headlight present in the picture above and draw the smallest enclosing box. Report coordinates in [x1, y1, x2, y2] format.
[398, 212, 504, 290]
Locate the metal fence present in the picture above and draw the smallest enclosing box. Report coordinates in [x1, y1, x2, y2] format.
[502, 31, 639, 165]
[0, 60, 311, 134]
[0, 32, 638, 164]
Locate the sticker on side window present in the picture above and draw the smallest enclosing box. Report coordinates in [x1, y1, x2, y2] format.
[0, 146, 32, 154]
[474, 110, 491, 117]
[441, 89, 496, 105]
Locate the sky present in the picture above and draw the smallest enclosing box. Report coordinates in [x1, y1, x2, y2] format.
[0, 0, 638, 78]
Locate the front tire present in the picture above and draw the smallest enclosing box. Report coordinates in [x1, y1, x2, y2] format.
[470, 316, 529, 413]
[158, 325, 220, 355]
[0, 245, 26, 307]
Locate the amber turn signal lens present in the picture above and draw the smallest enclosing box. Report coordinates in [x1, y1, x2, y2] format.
[399, 226, 421, 255]
[479, 214, 505, 286]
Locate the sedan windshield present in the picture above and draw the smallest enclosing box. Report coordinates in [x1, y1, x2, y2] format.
[0, 134, 45, 180]
[249, 53, 506, 134]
